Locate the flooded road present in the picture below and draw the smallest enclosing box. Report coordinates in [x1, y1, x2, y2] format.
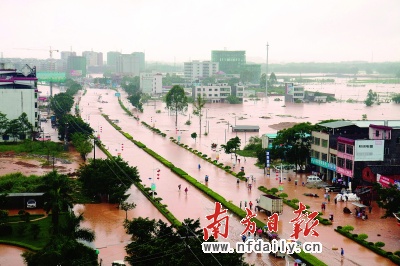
[2, 82, 399, 265]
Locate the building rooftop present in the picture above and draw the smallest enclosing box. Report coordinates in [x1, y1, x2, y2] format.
[318, 121, 354, 128]
[6, 193, 44, 197]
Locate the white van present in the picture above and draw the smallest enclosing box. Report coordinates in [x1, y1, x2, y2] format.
[306, 175, 322, 183]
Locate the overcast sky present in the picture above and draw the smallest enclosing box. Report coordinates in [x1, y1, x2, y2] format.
[1, 0, 399, 63]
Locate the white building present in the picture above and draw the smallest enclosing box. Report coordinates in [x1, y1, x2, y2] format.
[193, 83, 231, 103]
[184, 61, 219, 83]
[285, 83, 305, 102]
[82, 51, 103, 66]
[116, 52, 145, 76]
[140, 72, 163, 95]
[0, 64, 39, 141]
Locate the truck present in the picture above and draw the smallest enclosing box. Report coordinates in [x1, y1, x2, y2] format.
[256, 194, 283, 216]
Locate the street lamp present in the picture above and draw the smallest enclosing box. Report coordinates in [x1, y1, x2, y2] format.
[150, 167, 160, 198]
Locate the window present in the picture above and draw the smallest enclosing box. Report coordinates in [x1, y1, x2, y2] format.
[345, 159, 352, 170]
[314, 151, 320, 159]
[314, 138, 320, 145]
[322, 153, 328, 161]
[35, 102, 37, 108]
[322, 139, 328, 148]
[346, 145, 353, 155]
[215, 88, 218, 91]
[214, 94, 218, 97]
[209, 88, 212, 91]
[330, 154, 336, 164]
[338, 143, 345, 152]
[337, 157, 345, 168]
[209, 94, 212, 97]
[376, 130, 379, 137]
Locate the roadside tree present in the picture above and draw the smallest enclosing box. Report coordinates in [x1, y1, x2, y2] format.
[165, 85, 188, 127]
[78, 157, 139, 203]
[373, 183, 400, 218]
[192, 95, 206, 138]
[221, 136, 241, 162]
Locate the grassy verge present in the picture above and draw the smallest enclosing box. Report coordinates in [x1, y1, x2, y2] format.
[335, 226, 400, 265]
[0, 215, 56, 251]
[0, 141, 67, 159]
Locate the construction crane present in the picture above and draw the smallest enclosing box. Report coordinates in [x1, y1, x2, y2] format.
[14, 46, 59, 59]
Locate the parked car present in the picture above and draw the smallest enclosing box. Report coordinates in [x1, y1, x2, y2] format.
[27, 199, 36, 208]
[306, 175, 322, 183]
[36, 135, 51, 141]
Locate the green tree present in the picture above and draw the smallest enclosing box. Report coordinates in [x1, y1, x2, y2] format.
[78, 157, 139, 203]
[59, 211, 95, 243]
[0, 112, 9, 137]
[364, 89, 377, 106]
[71, 132, 93, 161]
[373, 183, 400, 218]
[191, 132, 197, 143]
[221, 136, 241, 162]
[165, 85, 188, 127]
[58, 115, 94, 141]
[271, 122, 314, 169]
[269, 72, 277, 84]
[260, 73, 266, 89]
[120, 201, 136, 220]
[192, 95, 206, 138]
[22, 236, 98, 266]
[41, 171, 73, 234]
[392, 94, 400, 103]
[30, 224, 40, 240]
[124, 217, 248, 266]
[6, 118, 21, 142]
[50, 93, 74, 119]
[226, 95, 241, 104]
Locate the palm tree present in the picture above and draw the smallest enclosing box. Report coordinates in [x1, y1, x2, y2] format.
[42, 171, 73, 234]
[60, 211, 95, 242]
[192, 94, 206, 138]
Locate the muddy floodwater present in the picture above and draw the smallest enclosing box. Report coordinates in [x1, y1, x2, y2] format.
[1, 81, 400, 266]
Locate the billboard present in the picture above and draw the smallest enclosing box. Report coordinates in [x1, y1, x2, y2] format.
[70, 70, 83, 77]
[286, 83, 294, 94]
[354, 140, 384, 161]
[37, 72, 66, 82]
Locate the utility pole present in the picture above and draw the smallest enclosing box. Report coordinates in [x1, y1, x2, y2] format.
[93, 137, 96, 166]
[266, 43, 269, 102]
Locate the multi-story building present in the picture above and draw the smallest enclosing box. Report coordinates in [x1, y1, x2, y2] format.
[285, 83, 305, 102]
[192, 83, 244, 103]
[67, 56, 87, 77]
[140, 72, 163, 95]
[0, 63, 39, 141]
[60, 51, 76, 61]
[184, 61, 219, 83]
[240, 64, 261, 84]
[211, 50, 246, 74]
[116, 52, 145, 76]
[82, 51, 103, 67]
[107, 51, 121, 73]
[310, 120, 400, 190]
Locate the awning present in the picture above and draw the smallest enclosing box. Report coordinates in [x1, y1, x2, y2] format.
[352, 202, 367, 208]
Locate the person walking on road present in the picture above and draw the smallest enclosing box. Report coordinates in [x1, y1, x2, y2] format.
[198, 164, 201, 170]
[184, 187, 188, 194]
[240, 201, 242, 208]
[340, 247, 344, 259]
[237, 178, 240, 185]
[178, 184, 181, 191]
[334, 197, 337, 205]
[249, 201, 253, 210]
[368, 205, 372, 213]
[244, 201, 247, 208]
[205, 175, 209, 182]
